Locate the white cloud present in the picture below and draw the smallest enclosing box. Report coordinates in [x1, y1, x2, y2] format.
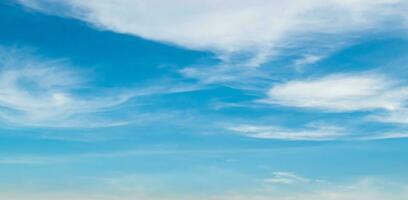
[264, 172, 311, 184]
[369, 109, 408, 124]
[293, 54, 325, 72]
[263, 73, 408, 112]
[360, 132, 408, 140]
[0, 62, 133, 127]
[227, 121, 408, 141]
[0, 47, 209, 128]
[0, 48, 185, 128]
[18, 0, 408, 66]
[227, 123, 345, 141]
[294, 54, 323, 67]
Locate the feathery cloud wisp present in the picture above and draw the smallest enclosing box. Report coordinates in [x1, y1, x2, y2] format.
[18, 0, 408, 66]
[0, 48, 137, 128]
[227, 123, 345, 141]
[228, 121, 408, 141]
[264, 172, 311, 184]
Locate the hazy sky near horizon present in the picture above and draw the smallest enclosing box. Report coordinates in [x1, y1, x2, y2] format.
[1, 0, 408, 199]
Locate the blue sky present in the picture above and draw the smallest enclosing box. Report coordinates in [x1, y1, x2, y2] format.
[1, 0, 408, 199]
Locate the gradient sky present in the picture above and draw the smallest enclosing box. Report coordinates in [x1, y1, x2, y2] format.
[1, 1, 408, 200]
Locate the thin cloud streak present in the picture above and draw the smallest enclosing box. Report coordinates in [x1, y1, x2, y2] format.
[264, 172, 311, 184]
[228, 123, 346, 141]
[228, 123, 408, 141]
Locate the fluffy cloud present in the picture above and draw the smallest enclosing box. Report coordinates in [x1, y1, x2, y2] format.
[18, 0, 408, 66]
[264, 73, 408, 112]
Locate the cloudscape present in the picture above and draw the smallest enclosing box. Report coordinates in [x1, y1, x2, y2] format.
[1, 1, 408, 199]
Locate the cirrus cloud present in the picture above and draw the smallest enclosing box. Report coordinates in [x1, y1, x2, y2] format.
[0, 48, 136, 128]
[227, 123, 345, 141]
[17, 0, 408, 66]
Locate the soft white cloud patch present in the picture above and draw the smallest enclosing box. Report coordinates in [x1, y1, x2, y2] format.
[264, 172, 311, 184]
[294, 54, 323, 67]
[18, 0, 408, 66]
[369, 109, 408, 124]
[293, 54, 325, 72]
[264, 73, 408, 112]
[227, 123, 345, 141]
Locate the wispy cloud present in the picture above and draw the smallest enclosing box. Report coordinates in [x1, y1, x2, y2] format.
[292, 54, 325, 72]
[18, 0, 408, 66]
[179, 64, 271, 91]
[264, 172, 311, 184]
[0, 48, 134, 127]
[359, 132, 408, 140]
[263, 73, 408, 112]
[294, 54, 323, 67]
[227, 123, 345, 141]
[0, 47, 201, 128]
[227, 121, 408, 141]
[369, 109, 408, 125]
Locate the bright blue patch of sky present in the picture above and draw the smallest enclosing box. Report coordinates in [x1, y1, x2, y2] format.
[1, 1, 408, 199]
